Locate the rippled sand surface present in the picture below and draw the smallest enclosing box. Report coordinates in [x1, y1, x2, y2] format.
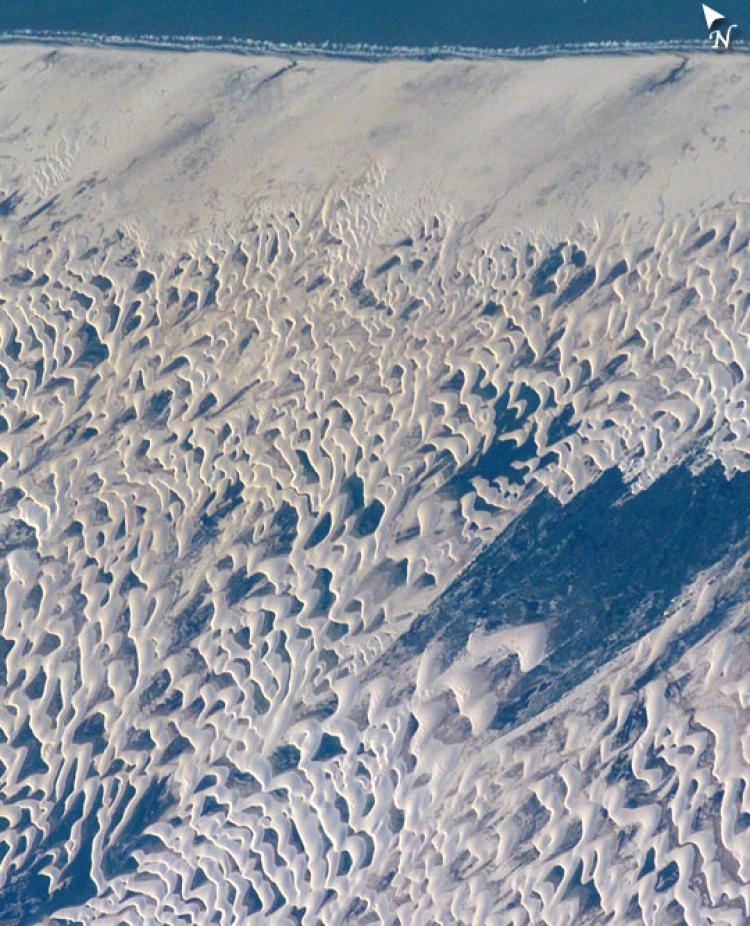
[2, 44, 750, 925]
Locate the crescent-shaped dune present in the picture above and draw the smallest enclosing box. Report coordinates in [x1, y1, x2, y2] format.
[1, 42, 750, 925]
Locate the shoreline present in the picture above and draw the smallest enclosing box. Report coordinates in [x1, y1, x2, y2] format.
[1, 28, 745, 63]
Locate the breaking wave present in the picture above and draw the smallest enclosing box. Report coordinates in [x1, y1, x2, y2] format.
[0, 28, 746, 61]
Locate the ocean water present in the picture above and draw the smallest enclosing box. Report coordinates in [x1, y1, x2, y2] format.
[0, 0, 746, 55]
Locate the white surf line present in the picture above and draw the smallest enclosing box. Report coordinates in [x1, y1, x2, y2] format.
[0, 28, 746, 61]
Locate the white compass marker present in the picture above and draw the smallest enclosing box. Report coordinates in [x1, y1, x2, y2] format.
[702, 4, 726, 31]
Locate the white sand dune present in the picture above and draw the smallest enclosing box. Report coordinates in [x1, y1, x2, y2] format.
[1, 43, 750, 925]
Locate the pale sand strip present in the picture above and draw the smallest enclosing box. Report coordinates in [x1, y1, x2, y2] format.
[0, 45, 747, 246]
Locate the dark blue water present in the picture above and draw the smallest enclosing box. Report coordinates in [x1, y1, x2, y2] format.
[382, 459, 750, 731]
[0, 0, 746, 56]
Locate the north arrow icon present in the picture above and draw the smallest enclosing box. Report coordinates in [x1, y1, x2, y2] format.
[702, 4, 726, 30]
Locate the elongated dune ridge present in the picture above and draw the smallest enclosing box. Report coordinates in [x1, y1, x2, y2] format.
[3, 43, 750, 926]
